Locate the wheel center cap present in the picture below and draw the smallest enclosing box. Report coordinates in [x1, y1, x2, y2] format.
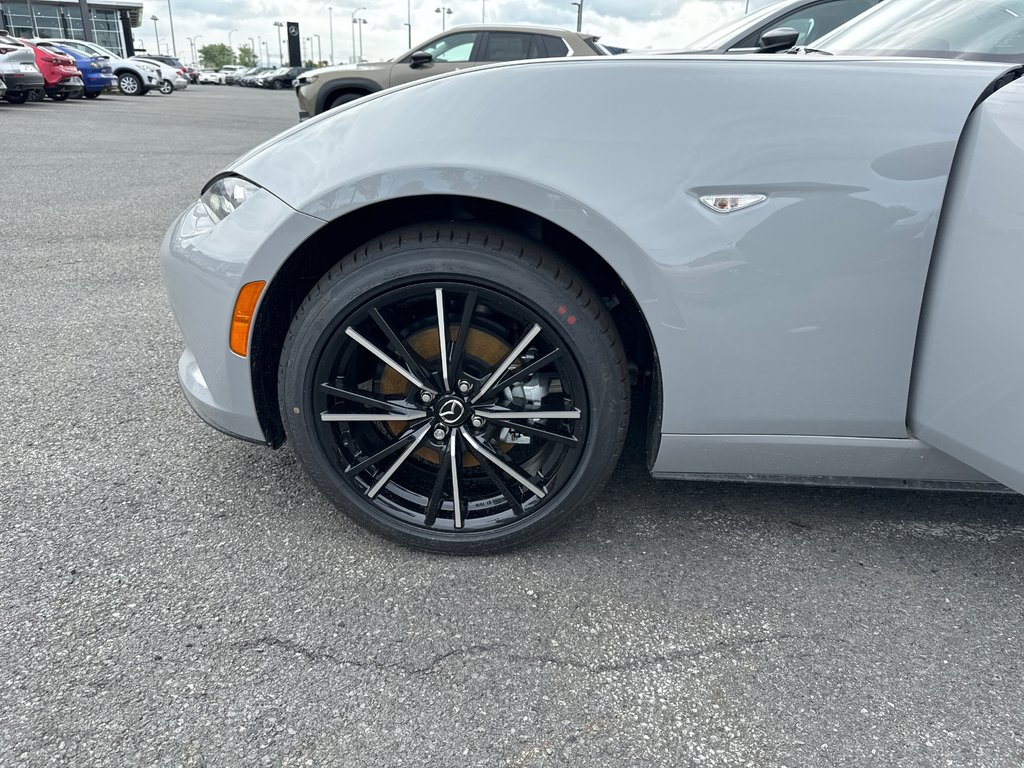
[436, 396, 469, 426]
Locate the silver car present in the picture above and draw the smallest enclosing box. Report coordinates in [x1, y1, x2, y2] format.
[161, 53, 1024, 553]
[0, 34, 43, 103]
[133, 56, 187, 94]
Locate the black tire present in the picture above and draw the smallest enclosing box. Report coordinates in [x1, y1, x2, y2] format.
[118, 72, 143, 96]
[4, 91, 28, 104]
[158, 79, 174, 95]
[326, 91, 365, 111]
[278, 225, 630, 554]
[272, 80, 283, 90]
[27, 89, 44, 102]
[84, 91, 101, 99]
[49, 92, 69, 101]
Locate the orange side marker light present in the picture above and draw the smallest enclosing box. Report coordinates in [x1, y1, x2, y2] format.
[229, 280, 267, 357]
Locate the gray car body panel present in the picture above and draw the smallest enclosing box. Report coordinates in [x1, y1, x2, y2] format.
[910, 78, 1024, 495]
[231, 56, 1016, 440]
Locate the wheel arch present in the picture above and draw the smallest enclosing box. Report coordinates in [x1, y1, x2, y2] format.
[249, 194, 661, 452]
[315, 78, 381, 114]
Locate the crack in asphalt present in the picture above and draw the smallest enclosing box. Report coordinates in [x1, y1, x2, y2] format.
[230, 632, 802, 676]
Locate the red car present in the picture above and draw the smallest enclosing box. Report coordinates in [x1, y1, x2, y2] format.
[20, 38, 82, 100]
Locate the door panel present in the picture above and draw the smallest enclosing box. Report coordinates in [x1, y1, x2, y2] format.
[911, 78, 1024, 493]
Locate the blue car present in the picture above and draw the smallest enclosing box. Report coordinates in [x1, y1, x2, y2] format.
[39, 42, 114, 98]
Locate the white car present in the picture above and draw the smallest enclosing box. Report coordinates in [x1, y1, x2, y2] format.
[32, 38, 162, 95]
[133, 57, 188, 94]
[198, 70, 225, 84]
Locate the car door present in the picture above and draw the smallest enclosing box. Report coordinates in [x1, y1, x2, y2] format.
[910, 78, 1024, 493]
[728, 0, 879, 52]
[389, 31, 481, 87]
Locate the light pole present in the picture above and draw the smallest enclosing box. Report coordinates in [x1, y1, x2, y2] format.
[150, 15, 159, 54]
[228, 28, 238, 56]
[570, 1, 583, 32]
[436, 6, 453, 31]
[351, 8, 365, 64]
[482, 0, 485, 23]
[262, 40, 270, 66]
[274, 21, 284, 65]
[165, 0, 177, 57]
[247, 36, 255, 65]
[186, 35, 200, 66]
[329, 7, 335, 64]
[405, 0, 412, 48]
[314, 34, 322, 64]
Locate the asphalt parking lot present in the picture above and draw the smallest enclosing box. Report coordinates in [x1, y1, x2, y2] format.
[2, 85, 1024, 767]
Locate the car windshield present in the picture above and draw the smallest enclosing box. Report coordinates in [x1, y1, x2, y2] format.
[685, 0, 798, 49]
[70, 40, 116, 58]
[817, 0, 1024, 60]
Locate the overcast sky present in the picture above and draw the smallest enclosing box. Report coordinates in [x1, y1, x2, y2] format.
[150, 0, 778, 65]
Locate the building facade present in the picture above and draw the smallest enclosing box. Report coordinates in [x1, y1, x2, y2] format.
[0, 0, 142, 56]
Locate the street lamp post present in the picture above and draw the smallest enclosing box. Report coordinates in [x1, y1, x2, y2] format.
[351, 8, 366, 64]
[228, 28, 238, 56]
[262, 41, 270, 66]
[405, 0, 412, 48]
[436, 6, 453, 31]
[150, 15, 160, 54]
[248, 36, 255, 64]
[482, 0, 485, 23]
[186, 35, 201, 67]
[274, 21, 284, 65]
[570, 1, 583, 32]
[329, 7, 335, 64]
[314, 34, 322, 64]
[165, 0, 177, 57]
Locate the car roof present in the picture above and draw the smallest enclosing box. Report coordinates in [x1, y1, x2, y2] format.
[432, 23, 597, 39]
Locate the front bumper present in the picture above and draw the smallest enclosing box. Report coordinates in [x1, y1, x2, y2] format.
[295, 83, 315, 121]
[160, 188, 324, 443]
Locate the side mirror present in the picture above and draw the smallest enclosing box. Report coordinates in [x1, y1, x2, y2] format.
[758, 27, 800, 53]
[409, 50, 433, 67]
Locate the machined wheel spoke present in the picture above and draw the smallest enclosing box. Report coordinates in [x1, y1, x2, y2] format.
[471, 323, 542, 404]
[435, 289, 451, 391]
[464, 439, 525, 516]
[366, 424, 431, 498]
[460, 428, 546, 499]
[486, 349, 564, 395]
[448, 290, 477, 380]
[489, 419, 579, 447]
[319, 383, 427, 421]
[345, 327, 435, 393]
[476, 407, 582, 421]
[368, 309, 435, 387]
[424, 435, 453, 528]
[450, 433, 464, 528]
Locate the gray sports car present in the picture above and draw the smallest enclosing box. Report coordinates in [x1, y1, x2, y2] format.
[161, 54, 1024, 553]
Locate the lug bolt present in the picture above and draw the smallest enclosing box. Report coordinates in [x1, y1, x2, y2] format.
[432, 426, 448, 441]
[420, 391, 434, 404]
[471, 416, 485, 429]
[458, 380, 472, 394]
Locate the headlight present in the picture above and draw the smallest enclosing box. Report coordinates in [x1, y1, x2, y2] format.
[201, 177, 260, 223]
[297, 74, 318, 86]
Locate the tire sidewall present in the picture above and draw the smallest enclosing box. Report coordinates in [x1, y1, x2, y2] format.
[279, 230, 628, 553]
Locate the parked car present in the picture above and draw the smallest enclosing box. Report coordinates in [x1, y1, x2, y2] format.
[39, 42, 115, 98]
[0, 72, 6, 100]
[259, 66, 308, 89]
[19, 38, 82, 101]
[803, 0, 1024, 60]
[294, 24, 609, 119]
[138, 53, 189, 81]
[33, 38, 161, 95]
[223, 65, 251, 85]
[198, 69, 225, 84]
[674, 0, 881, 54]
[186, 65, 199, 84]
[133, 56, 188, 94]
[239, 67, 273, 87]
[0, 33, 44, 104]
[161, 53, 1024, 553]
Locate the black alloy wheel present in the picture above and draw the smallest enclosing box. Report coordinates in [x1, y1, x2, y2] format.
[279, 225, 630, 553]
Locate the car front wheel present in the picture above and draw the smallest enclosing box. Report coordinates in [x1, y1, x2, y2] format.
[278, 225, 630, 553]
[118, 72, 142, 95]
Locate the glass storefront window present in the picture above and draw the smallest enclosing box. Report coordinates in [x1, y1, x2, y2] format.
[0, 3, 125, 56]
[1, 2, 35, 37]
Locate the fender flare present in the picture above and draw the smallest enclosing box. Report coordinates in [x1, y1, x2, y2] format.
[315, 77, 383, 115]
